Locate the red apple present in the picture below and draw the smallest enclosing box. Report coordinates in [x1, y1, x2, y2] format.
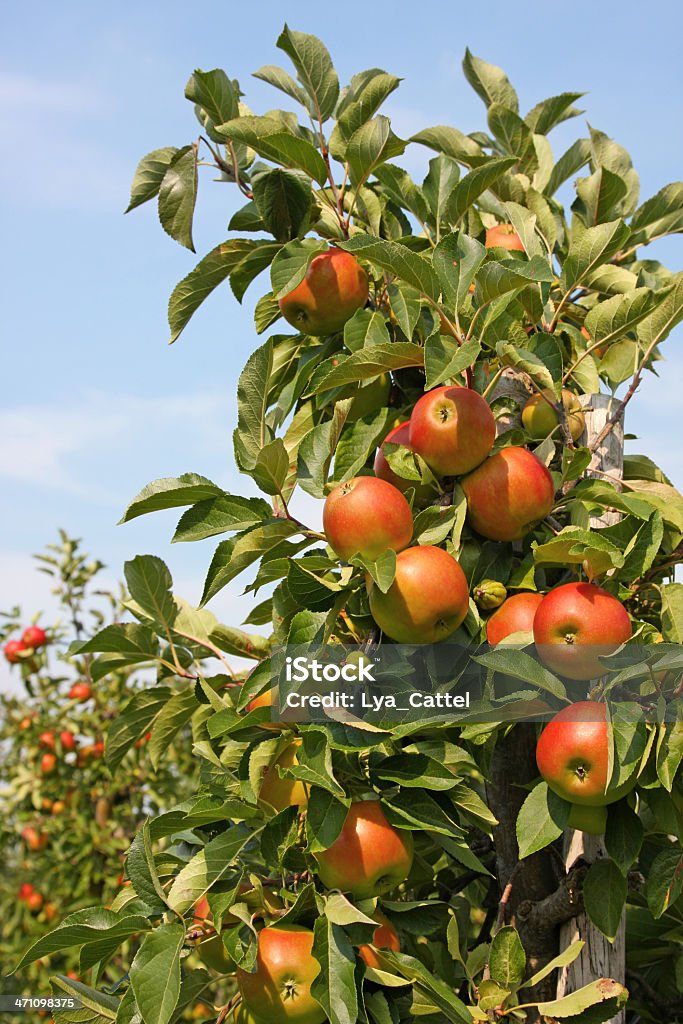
[486, 592, 545, 645]
[368, 545, 469, 644]
[68, 682, 92, 701]
[4, 639, 27, 663]
[21, 827, 48, 851]
[22, 625, 47, 648]
[19, 883, 34, 900]
[323, 476, 413, 562]
[533, 583, 632, 680]
[374, 421, 433, 500]
[237, 926, 326, 1024]
[59, 730, 76, 751]
[408, 386, 496, 477]
[461, 447, 555, 541]
[314, 799, 414, 899]
[485, 223, 524, 251]
[39, 731, 56, 749]
[40, 753, 57, 775]
[358, 910, 401, 968]
[278, 249, 368, 336]
[536, 701, 636, 806]
[26, 891, 44, 912]
[51, 800, 66, 815]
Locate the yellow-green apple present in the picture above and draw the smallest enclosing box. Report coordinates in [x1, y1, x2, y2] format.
[536, 701, 636, 806]
[368, 545, 469, 643]
[567, 802, 608, 835]
[486, 592, 545, 645]
[522, 390, 585, 442]
[237, 925, 326, 1024]
[533, 583, 632, 680]
[408, 386, 496, 477]
[485, 223, 524, 251]
[259, 739, 309, 813]
[278, 250, 368, 336]
[314, 799, 414, 899]
[358, 910, 401, 968]
[461, 447, 555, 541]
[323, 477, 413, 562]
[373, 421, 433, 500]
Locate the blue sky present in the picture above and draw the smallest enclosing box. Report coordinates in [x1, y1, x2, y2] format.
[2, 0, 682, 687]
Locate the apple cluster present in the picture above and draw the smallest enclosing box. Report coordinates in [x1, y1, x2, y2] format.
[4, 624, 48, 663]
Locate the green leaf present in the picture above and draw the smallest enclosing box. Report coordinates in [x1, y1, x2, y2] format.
[433, 230, 486, 307]
[346, 116, 405, 187]
[252, 167, 311, 242]
[488, 105, 536, 168]
[120, 474, 223, 523]
[495, 340, 553, 390]
[184, 69, 239, 128]
[130, 924, 184, 1024]
[605, 801, 644, 875]
[584, 287, 661, 348]
[537, 979, 627, 1017]
[545, 139, 591, 197]
[276, 25, 339, 121]
[516, 782, 569, 859]
[124, 555, 178, 629]
[533, 527, 624, 577]
[573, 167, 627, 226]
[422, 154, 461, 229]
[127, 822, 168, 910]
[297, 400, 352, 497]
[201, 522, 300, 604]
[306, 789, 348, 852]
[489, 926, 526, 988]
[216, 117, 328, 184]
[51, 976, 119, 1022]
[523, 941, 585, 990]
[253, 64, 309, 108]
[158, 146, 197, 251]
[412, 502, 463, 546]
[209, 624, 271, 660]
[645, 845, 683, 918]
[462, 49, 518, 111]
[474, 649, 567, 700]
[234, 338, 274, 469]
[126, 147, 178, 213]
[270, 237, 327, 300]
[478, 255, 554, 305]
[172, 494, 271, 543]
[251, 439, 290, 496]
[343, 307, 391, 350]
[351, 548, 397, 594]
[620, 511, 664, 580]
[339, 234, 441, 301]
[311, 918, 358, 1024]
[424, 335, 481, 389]
[411, 125, 485, 167]
[446, 157, 517, 225]
[383, 790, 463, 837]
[230, 242, 283, 303]
[288, 559, 344, 611]
[167, 239, 255, 343]
[148, 685, 200, 770]
[583, 859, 627, 940]
[661, 583, 683, 643]
[560, 220, 630, 292]
[310, 342, 424, 391]
[630, 181, 683, 245]
[336, 72, 402, 149]
[167, 826, 256, 912]
[69, 623, 159, 666]
[525, 93, 585, 135]
[13, 908, 151, 971]
[382, 951, 472, 1022]
[375, 163, 429, 224]
[636, 271, 683, 347]
[106, 687, 171, 771]
[373, 753, 458, 790]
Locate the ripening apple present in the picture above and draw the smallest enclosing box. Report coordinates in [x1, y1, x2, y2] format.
[373, 421, 433, 501]
[246, 686, 283, 731]
[21, 827, 48, 851]
[408, 385, 496, 477]
[278, 250, 368, 336]
[258, 739, 309, 813]
[38, 731, 56, 749]
[522, 389, 586, 442]
[68, 682, 92, 701]
[40, 753, 57, 775]
[567, 802, 608, 835]
[22, 625, 47, 648]
[4, 639, 27, 663]
[19, 883, 35, 900]
[536, 701, 636, 806]
[461, 447, 555, 541]
[358, 910, 401, 968]
[533, 582, 632, 680]
[486, 592, 545, 645]
[59, 730, 76, 751]
[314, 799, 414, 899]
[368, 545, 470, 644]
[237, 926, 326, 1024]
[25, 891, 44, 913]
[323, 476, 413, 562]
[51, 800, 66, 816]
[485, 223, 524, 251]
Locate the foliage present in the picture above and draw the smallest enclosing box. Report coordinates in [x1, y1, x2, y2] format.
[13, 29, 683, 1024]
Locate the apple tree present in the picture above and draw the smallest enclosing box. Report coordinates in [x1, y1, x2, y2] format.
[13, 28, 683, 1024]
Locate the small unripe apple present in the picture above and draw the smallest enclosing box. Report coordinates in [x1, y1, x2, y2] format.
[22, 625, 47, 648]
[474, 580, 508, 611]
[323, 476, 413, 562]
[567, 802, 608, 835]
[237, 926, 325, 1024]
[314, 799, 414, 899]
[374, 421, 433, 501]
[278, 250, 368, 336]
[40, 752, 57, 775]
[536, 701, 636, 806]
[522, 389, 585, 442]
[408, 386, 496, 477]
[485, 223, 524, 251]
[4, 639, 27, 663]
[358, 910, 401, 968]
[462, 447, 555, 541]
[486, 592, 545, 645]
[68, 682, 92, 701]
[533, 582, 632, 680]
[259, 739, 309, 813]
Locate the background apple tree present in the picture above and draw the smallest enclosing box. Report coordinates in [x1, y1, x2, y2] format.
[13, 27, 683, 1024]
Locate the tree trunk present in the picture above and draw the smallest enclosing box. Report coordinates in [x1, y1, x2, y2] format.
[555, 394, 626, 1024]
